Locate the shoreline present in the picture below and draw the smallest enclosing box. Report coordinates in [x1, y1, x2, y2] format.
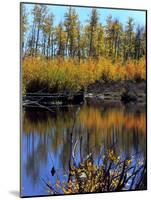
[86, 80, 146, 103]
[23, 80, 146, 106]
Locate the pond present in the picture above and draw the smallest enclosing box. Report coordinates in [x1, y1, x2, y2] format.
[21, 99, 146, 197]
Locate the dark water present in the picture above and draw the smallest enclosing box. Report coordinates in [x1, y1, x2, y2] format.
[21, 100, 146, 197]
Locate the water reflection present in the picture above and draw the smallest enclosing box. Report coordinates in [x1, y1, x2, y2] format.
[21, 101, 146, 196]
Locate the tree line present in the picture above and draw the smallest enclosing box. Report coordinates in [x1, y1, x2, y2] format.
[21, 4, 146, 62]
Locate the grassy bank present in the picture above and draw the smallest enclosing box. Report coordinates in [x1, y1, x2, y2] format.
[23, 57, 146, 94]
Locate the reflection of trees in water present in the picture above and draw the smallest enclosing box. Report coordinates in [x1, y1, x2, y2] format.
[23, 104, 146, 184]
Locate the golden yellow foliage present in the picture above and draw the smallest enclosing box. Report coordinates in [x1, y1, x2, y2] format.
[22, 56, 146, 93]
[46, 150, 146, 194]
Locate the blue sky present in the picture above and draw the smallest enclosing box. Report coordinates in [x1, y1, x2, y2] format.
[24, 3, 146, 29]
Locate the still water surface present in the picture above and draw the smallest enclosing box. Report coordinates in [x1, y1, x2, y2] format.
[21, 100, 146, 196]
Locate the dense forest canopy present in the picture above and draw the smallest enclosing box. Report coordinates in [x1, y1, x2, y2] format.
[21, 4, 146, 94]
[21, 4, 146, 62]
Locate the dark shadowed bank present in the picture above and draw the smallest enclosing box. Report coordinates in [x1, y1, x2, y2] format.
[23, 80, 146, 107]
[87, 80, 146, 103]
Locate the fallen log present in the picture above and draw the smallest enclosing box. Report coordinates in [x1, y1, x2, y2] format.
[23, 91, 84, 106]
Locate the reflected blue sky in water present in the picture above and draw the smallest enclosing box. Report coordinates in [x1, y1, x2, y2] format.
[21, 103, 146, 196]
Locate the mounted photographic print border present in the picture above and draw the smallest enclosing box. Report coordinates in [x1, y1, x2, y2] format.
[20, 2, 147, 198]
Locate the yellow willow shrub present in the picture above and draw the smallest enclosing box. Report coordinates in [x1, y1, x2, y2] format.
[97, 57, 146, 81]
[23, 57, 78, 92]
[134, 57, 146, 80]
[23, 57, 49, 92]
[79, 59, 100, 87]
[97, 58, 126, 81]
[97, 58, 114, 81]
[23, 57, 100, 93]
[125, 57, 146, 81]
[23, 56, 146, 93]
